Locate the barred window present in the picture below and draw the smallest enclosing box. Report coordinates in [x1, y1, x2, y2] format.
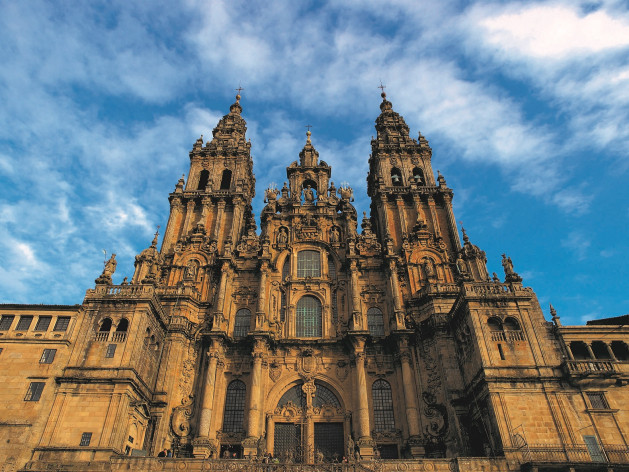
[587, 392, 609, 410]
[297, 250, 320, 278]
[40, 349, 57, 364]
[105, 344, 117, 358]
[313, 383, 341, 408]
[331, 290, 338, 324]
[296, 296, 322, 337]
[35, 316, 52, 331]
[25, 381, 45, 401]
[53, 316, 70, 332]
[222, 380, 246, 432]
[16, 315, 33, 331]
[0, 315, 14, 330]
[328, 256, 336, 279]
[280, 290, 286, 322]
[278, 383, 307, 408]
[372, 380, 395, 431]
[367, 307, 385, 336]
[233, 309, 251, 338]
[80, 432, 92, 446]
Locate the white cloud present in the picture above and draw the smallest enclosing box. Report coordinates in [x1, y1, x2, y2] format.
[561, 231, 591, 260]
[480, 5, 629, 59]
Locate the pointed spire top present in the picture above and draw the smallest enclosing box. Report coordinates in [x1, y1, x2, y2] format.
[151, 226, 160, 248]
[459, 221, 470, 244]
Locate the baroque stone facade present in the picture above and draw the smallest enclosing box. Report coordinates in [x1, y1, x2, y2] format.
[1, 93, 628, 472]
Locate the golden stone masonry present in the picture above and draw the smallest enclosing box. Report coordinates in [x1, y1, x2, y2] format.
[1, 93, 628, 472]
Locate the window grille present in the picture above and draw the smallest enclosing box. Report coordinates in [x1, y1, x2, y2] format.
[372, 380, 395, 431]
[297, 251, 320, 278]
[34, 316, 52, 331]
[587, 392, 609, 410]
[312, 383, 341, 408]
[331, 290, 338, 323]
[367, 307, 385, 336]
[296, 296, 322, 337]
[278, 384, 307, 408]
[80, 432, 92, 446]
[328, 256, 336, 279]
[0, 315, 14, 330]
[105, 344, 117, 358]
[222, 380, 246, 432]
[16, 315, 33, 331]
[40, 349, 57, 364]
[280, 290, 286, 322]
[233, 309, 251, 338]
[25, 382, 45, 401]
[53, 316, 70, 332]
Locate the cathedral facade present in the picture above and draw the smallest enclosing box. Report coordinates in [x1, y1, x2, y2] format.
[1, 93, 628, 472]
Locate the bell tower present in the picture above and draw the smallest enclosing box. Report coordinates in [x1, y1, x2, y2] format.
[157, 93, 255, 296]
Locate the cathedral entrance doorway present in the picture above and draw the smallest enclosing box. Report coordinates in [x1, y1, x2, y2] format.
[269, 381, 346, 463]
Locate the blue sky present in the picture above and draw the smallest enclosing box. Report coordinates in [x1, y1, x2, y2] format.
[0, 0, 627, 325]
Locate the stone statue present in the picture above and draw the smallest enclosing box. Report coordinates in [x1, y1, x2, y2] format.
[330, 226, 340, 243]
[257, 434, 266, 458]
[328, 181, 337, 197]
[103, 254, 117, 277]
[338, 185, 353, 201]
[303, 185, 315, 203]
[184, 261, 197, 279]
[347, 434, 355, 459]
[277, 227, 288, 244]
[423, 258, 435, 277]
[501, 254, 514, 275]
[264, 187, 279, 203]
[456, 254, 467, 274]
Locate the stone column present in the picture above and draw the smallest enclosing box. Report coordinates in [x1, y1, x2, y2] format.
[352, 337, 373, 458]
[349, 261, 363, 330]
[426, 196, 442, 239]
[182, 200, 196, 235]
[256, 262, 269, 330]
[586, 343, 596, 360]
[212, 262, 230, 332]
[388, 259, 405, 329]
[397, 341, 423, 457]
[212, 199, 226, 242]
[605, 343, 617, 361]
[396, 196, 407, 234]
[442, 193, 461, 250]
[193, 339, 223, 458]
[163, 197, 183, 252]
[230, 196, 245, 244]
[243, 339, 266, 457]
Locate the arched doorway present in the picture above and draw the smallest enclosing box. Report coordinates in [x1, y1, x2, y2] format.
[268, 380, 347, 463]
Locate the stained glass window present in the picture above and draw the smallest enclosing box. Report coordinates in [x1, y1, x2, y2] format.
[372, 380, 395, 431]
[367, 307, 385, 336]
[297, 251, 320, 278]
[296, 296, 322, 337]
[233, 309, 251, 338]
[223, 380, 246, 432]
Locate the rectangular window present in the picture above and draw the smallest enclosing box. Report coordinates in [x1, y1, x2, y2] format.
[53, 316, 70, 332]
[34, 316, 52, 331]
[105, 344, 117, 358]
[587, 392, 609, 410]
[16, 315, 33, 331]
[80, 432, 92, 446]
[40, 349, 57, 364]
[128, 435, 134, 443]
[583, 435, 605, 462]
[24, 381, 45, 401]
[0, 315, 15, 330]
[297, 250, 321, 278]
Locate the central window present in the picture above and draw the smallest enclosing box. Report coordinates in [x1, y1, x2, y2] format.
[296, 296, 322, 337]
[297, 250, 320, 278]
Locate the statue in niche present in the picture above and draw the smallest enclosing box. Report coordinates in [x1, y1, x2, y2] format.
[456, 254, 467, 274]
[330, 226, 340, 243]
[303, 185, 315, 203]
[184, 261, 197, 279]
[277, 227, 288, 244]
[423, 257, 435, 277]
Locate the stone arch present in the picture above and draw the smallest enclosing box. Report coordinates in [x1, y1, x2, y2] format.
[266, 374, 349, 413]
[98, 317, 113, 332]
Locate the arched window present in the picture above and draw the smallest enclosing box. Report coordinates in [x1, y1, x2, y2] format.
[222, 380, 246, 432]
[503, 317, 521, 331]
[233, 309, 251, 338]
[372, 380, 395, 431]
[591, 341, 611, 360]
[296, 296, 322, 337]
[313, 383, 341, 408]
[412, 167, 425, 184]
[278, 384, 307, 408]
[99, 318, 113, 332]
[570, 341, 591, 360]
[198, 170, 210, 190]
[367, 307, 385, 336]
[280, 290, 287, 322]
[611, 341, 629, 361]
[116, 318, 129, 332]
[220, 169, 232, 190]
[487, 317, 502, 331]
[331, 290, 338, 324]
[297, 250, 320, 278]
[277, 381, 341, 409]
[391, 168, 402, 186]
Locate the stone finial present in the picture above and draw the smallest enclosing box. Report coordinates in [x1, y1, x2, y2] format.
[151, 226, 160, 248]
[550, 304, 561, 326]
